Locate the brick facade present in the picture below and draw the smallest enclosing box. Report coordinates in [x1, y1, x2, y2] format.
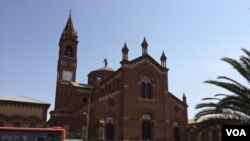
[187, 121, 221, 141]
[0, 96, 50, 128]
[48, 14, 189, 141]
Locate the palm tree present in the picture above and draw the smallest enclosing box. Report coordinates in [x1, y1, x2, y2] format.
[194, 48, 250, 132]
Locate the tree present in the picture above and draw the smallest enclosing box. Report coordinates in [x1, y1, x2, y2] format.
[67, 130, 82, 139]
[194, 48, 250, 132]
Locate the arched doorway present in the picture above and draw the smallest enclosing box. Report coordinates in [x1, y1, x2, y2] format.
[105, 117, 115, 140]
[141, 113, 152, 140]
[173, 122, 180, 141]
[13, 121, 21, 127]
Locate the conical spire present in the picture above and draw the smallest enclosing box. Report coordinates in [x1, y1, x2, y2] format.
[122, 42, 129, 60]
[160, 51, 167, 67]
[141, 37, 148, 55]
[61, 11, 77, 39]
[122, 42, 129, 53]
[182, 93, 187, 103]
[160, 51, 167, 61]
[141, 37, 148, 48]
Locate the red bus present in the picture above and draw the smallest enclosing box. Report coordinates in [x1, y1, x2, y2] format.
[0, 127, 65, 141]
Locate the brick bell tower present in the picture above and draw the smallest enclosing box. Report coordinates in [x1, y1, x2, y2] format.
[55, 12, 78, 110]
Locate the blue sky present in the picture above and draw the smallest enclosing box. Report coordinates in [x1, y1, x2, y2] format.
[0, 0, 250, 119]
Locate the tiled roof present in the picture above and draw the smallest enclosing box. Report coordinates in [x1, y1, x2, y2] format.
[93, 66, 115, 71]
[0, 95, 50, 105]
[71, 82, 93, 88]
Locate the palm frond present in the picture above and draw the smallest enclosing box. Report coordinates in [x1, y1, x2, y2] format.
[202, 97, 221, 101]
[222, 57, 250, 83]
[205, 80, 248, 98]
[241, 48, 250, 58]
[195, 102, 218, 109]
[194, 48, 250, 134]
[240, 56, 250, 71]
[217, 76, 249, 91]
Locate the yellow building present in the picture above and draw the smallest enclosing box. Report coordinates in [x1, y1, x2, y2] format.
[0, 95, 50, 127]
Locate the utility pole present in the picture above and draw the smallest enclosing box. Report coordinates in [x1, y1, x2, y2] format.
[83, 93, 91, 141]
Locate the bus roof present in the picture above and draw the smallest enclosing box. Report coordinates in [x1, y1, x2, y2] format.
[0, 126, 65, 132]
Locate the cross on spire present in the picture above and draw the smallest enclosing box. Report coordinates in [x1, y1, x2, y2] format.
[69, 9, 72, 16]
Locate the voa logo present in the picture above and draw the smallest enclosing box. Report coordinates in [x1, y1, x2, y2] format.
[226, 129, 246, 136]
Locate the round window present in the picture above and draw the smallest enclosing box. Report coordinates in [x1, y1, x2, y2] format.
[81, 97, 87, 104]
[106, 98, 116, 109]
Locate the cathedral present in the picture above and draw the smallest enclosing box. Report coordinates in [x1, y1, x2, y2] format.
[48, 13, 189, 141]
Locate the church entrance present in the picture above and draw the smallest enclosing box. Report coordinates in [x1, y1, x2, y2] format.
[142, 121, 151, 140]
[173, 122, 180, 141]
[174, 126, 180, 141]
[141, 113, 153, 140]
[106, 123, 114, 140]
[105, 117, 115, 140]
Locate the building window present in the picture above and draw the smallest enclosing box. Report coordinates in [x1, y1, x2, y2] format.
[96, 73, 103, 80]
[106, 117, 114, 124]
[28, 122, 37, 128]
[65, 45, 73, 57]
[106, 98, 116, 109]
[0, 121, 4, 127]
[140, 74, 153, 99]
[142, 113, 152, 121]
[141, 82, 152, 99]
[81, 97, 88, 104]
[54, 120, 59, 126]
[141, 113, 152, 140]
[13, 121, 21, 127]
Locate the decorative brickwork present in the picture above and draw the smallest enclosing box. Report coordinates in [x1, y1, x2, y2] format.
[48, 14, 190, 141]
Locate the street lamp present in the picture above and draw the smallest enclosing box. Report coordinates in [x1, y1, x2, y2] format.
[83, 112, 88, 141]
[83, 94, 91, 141]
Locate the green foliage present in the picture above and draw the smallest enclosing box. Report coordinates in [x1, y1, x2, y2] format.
[67, 131, 82, 139]
[195, 48, 250, 133]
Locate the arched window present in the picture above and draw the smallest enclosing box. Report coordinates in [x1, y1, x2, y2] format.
[54, 120, 59, 126]
[106, 117, 114, 123]
[141, 113, 152, 140]
[173, 122, 180, 141]
[106, 117, 115, 140]
[0, 121, 4, 127]
[65, 46, 73, 57]
[142, 113, 152, 121]
[141, 82, 146, 97]
[140, 74, 153, 99]
[28, 122, 37, 128]
[13, 121, 21, 127]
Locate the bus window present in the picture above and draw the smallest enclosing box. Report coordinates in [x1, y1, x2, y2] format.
[37, 136, 45, 141]
[0, 127, 65, 141]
